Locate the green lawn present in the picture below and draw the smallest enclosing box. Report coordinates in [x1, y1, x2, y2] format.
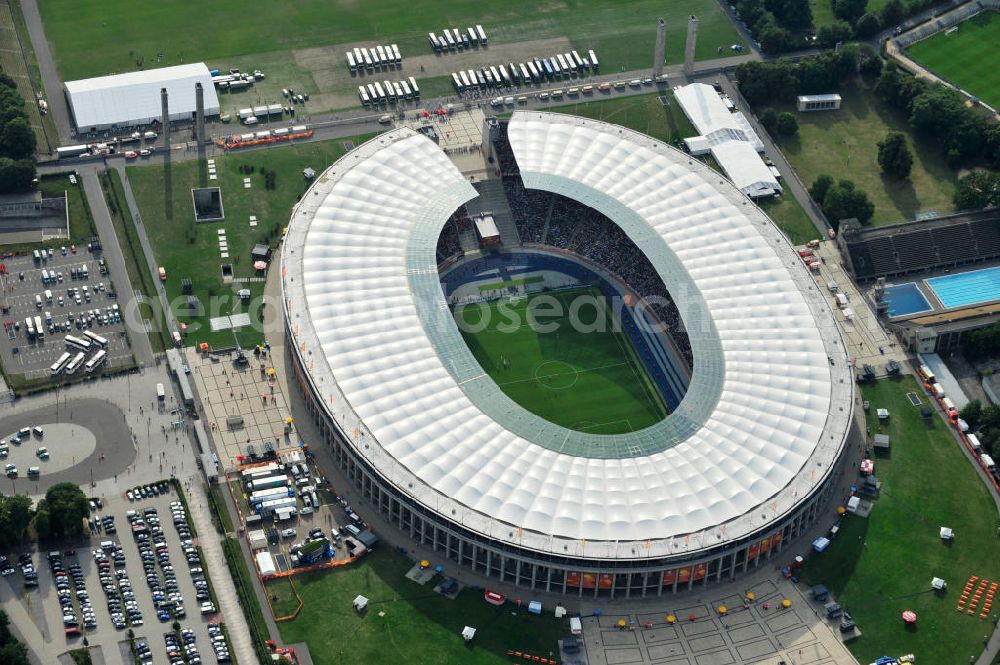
[125, 135, 375, 349]
[809, 0, 891, 30]
[38, 173, 95, 245]
[774, 80, 958, 225]
[101, 170, 169, 352]
[801, 375, 1000, 665]
[455, 286, 667, 434]
[907, 11, 1000, 110]
[550, 91, 696, 148]
[755, 194, 819, 245]
[275, 547, 569, 665]
[38, 0, 744, 82]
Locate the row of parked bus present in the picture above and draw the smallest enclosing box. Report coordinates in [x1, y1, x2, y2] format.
[450, 49, 599, 93]
[429, 25, 487, 51]
[346, 44, 402, 72]
[358, 77, 421, 106]
[49, 331, 108, 375]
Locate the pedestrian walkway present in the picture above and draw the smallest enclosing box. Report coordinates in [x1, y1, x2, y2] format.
[184, 480, 257, 665]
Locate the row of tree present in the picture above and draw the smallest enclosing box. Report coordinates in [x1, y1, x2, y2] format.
[736, 0, 941, 53]
[810, 175, 875, 227]
[0, 68, 37, 195]
[959, 399, 1000, 461]
[0, 483, 90, 545]
[875, 65, 1000, 170]
[0, 610, 30, 665]
[735, 46, 877, 107]
[961, 321, 1000, 361]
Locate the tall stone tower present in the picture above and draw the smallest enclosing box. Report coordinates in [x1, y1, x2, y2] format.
[654, 18, 667, 79]
[684, 15, 699, 78]
[160, 87, 170, 146]
[195, 82, 205, 145]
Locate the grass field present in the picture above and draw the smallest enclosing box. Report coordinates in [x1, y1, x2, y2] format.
[774, 80, 958, 225]
[125, 135, 374, 349]
[455, 286, 667, 434]
[801, 375, 1000, 665]
[37, 173, 95, 245]
[907, 11, 1000, 110]
[273, 547, 568, 665]
[548, 93, 818, 244]
[38, 0, 744, 86]
[809, 0, 891, 30]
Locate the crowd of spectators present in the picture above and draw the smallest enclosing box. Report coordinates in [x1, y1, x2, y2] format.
[436, 205, 467, 265]
[488, 125, 693, 366]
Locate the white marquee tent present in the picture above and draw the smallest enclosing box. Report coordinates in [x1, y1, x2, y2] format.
[65, 63, 220, 131]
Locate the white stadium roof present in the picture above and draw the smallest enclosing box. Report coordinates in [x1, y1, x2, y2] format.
[281, 112, 852, 560]
[64, 63, 220, 130]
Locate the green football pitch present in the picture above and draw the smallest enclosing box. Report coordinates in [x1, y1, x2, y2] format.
[906, 11, 1000, 109]
[454, 287, 668, 435]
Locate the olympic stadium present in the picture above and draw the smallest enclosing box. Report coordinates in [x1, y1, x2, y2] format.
[281, 111, 858, 598]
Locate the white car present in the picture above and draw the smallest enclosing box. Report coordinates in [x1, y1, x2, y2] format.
[36, 447, 49, 460]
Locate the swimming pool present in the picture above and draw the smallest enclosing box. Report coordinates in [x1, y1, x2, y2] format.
[927, 266, 1000, 309]
[882, 282, 932, 317]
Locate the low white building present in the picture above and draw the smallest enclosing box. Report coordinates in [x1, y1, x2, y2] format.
[797, 94, 842, 112]
[65, 63, 220, 132]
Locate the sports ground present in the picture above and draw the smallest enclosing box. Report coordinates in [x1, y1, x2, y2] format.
[906, 10, 1000, 110]
[454, 287, 668, 434]
[37, 0, 744, 112]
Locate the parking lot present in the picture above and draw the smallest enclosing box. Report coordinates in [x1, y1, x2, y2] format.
[228, 453, 366, 574]
[0, 247, 134, 381]
[0, 488, 234, 665]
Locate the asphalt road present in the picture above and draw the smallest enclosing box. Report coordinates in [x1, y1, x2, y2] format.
[0, 397, 135, 494]
[18, 0, 72, 146]
[79, 167, 155, 367]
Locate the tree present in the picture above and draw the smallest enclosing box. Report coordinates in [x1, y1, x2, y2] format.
[810, 174, 835, 203]
[909, 86, 966, 136]
[833, 0, 868, 23]
[765, 0, 813, 28]
[984, 124, 1000, 170]
[775, 112, 798, 137]
[880, 0, 905, 26]
[960, 400, 983, 430]
[0, 158, 35, 194]
[821, 179, 874, 227]
[0, 610, 30, 665]
[854, 12, 881, 38]
[0, 117, 34, 160]
[876, 65, 926, 111]
[756, 16, 793, 53]
[856, 44, 884, 77]
[759, 107, 779, 133]
[877, 131, 913, 179]
[737, 0, 769, 30]
[32, 483, 88, 539]
[735, 61, 800, 106]
[953, 170, 1000, 210]
[816, 21, 854, 47]
[0, 495, 33, 546]
[983, 427, 1000, 460]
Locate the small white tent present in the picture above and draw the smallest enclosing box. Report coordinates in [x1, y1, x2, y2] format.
[353, 595, 369, 612]
[462, 626, 476, 642]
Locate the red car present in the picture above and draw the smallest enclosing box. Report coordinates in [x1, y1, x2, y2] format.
[125, 150, 139, 159]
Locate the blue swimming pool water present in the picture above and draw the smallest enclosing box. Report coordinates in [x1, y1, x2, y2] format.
[927, 267, 1000, 309]
[882, 282, 932, 317]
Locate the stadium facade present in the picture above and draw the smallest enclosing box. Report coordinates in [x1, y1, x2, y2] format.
[281, 112, 856, 597]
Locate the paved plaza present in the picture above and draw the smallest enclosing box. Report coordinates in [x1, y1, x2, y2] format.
[576, 576, 855, 665]
[184, 347, 291, 469]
